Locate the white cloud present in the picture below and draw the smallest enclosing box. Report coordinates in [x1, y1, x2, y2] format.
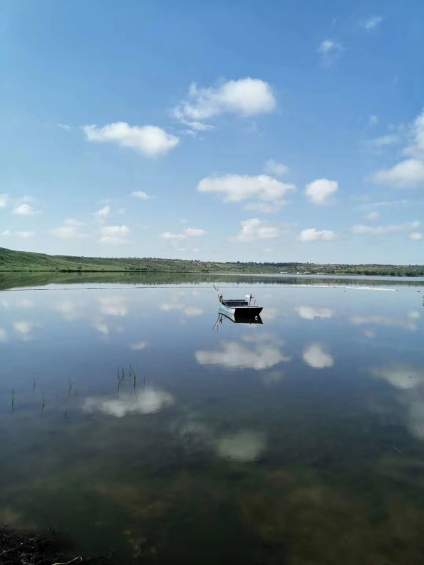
[299, 228, 336, 242]
[303, 343, 334, 369]
[362, 15, 383, 31]
[131, 191, 150, 200]
[409, 231, 423, 240]
[1, 230, 35, 239]
[373, 158, 424, 188]
[83, 387, 174, 418]
[352, 221, 420, 236]
[406, 111, 424, 158]
[99, 225, 129, 244]
[174, 77, 276, 129]
[235, 218, 280, 242]
[51, 219, 86, 240]
[196, 338, 289, 370]
[318, 39, 343, 64]
[83, 122, 179, 157]
[264, 159, 288, 177]
[305, 178, 338, 205]
[368, 134, 400, 149]
[0, 194, 8, 208]
[13, 203, 37, 216]
[216, 431, 266, 463]
[95, 205, 111, 221]
[369, 115, 379, 126]
[365, 211, 380, 221]
[161, 227, 206, 240]
[198, 174, 295, 212]
[295, 306, 334, 320]
[372, 111, 424, 188]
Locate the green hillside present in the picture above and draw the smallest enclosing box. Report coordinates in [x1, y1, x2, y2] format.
[1, 246, 424, 276]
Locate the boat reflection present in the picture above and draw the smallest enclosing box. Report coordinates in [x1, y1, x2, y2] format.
[214, 311, 263, 329]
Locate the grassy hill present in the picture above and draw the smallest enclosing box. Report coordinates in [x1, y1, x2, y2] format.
[1, 246, 424, 276]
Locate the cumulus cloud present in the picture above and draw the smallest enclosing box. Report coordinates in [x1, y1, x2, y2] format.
[373, 159, 424, 188]
[299, 228, 336, 242]
[161, 227, 206, 240]
[83, 387, 174, 418]
[99, 225, 129, 244]
[235, 218, 280, 242]
[372, 111, 424, 188]
[94, 205, 111, 221]
[195, 338, 289, 370]
[13, 203, 37, 216]
[409, 231, 423, 240]
[361, 15, 383, 30]
[198, 174, 295, 212]
[351, 221, 420, 236]
[173, 78, 276, 130]
[295, 306, 334, 320]
[264, 159, 288, 177]
[216, 431, 266, 463]
[83, 122, 179, 157]
[131, 191, 150, 200]
[51, 218, 86, 240]
[305, 178, 338, 205]
[303, 343, 334, 369]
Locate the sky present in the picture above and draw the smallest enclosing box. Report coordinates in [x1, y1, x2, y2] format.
[1, 0, 424, 264]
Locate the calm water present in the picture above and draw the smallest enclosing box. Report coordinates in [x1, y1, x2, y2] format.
[1, 277, 424, 564]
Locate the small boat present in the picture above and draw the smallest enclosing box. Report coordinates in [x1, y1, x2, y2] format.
[218, 292, 263, 322]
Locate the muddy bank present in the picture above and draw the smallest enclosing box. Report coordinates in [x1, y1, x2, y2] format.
[0, 526, 112, 564]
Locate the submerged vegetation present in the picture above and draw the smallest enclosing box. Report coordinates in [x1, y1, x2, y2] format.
[1, 246, 424, 277]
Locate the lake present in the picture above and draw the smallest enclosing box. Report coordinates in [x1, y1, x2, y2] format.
[1, 275, 424, 564]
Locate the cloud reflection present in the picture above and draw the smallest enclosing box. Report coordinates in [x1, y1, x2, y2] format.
[216, 431, 266, 463]
[98, 296, 128, 317]
[130, 340, 148, 350]
[295, 305, 334, 320]
[83, 387, 174, 418]
[13, 320, 39, 340]
[371, 365, 424, 390]
[303, 343, 334, 369]
[160, 303, 204, 317]
[196, 338, 289, 370]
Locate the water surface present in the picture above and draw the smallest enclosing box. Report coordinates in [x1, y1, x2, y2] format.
[1, 277, 424, 564]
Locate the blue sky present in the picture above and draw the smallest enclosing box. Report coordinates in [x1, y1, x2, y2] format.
[1, 0, 424, 263]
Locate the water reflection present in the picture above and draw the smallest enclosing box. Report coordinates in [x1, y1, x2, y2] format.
[216, 431, 266, 463]
[83, 387, 174, 418]
[196, 335, 290, 370]
[0, 280, 424, 564]
[303, 343, 334, 369]
[295, 305, 334, 320]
